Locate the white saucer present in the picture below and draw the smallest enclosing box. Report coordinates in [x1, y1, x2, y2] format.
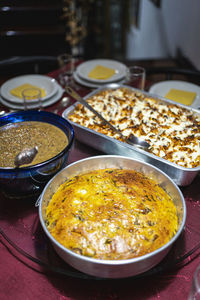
[76, 59, 127, 84]
[0, 84, 64, 110]
[73, 70, 126, 88]
[0, 74, 58, 103]
[149, 80, 200, 109]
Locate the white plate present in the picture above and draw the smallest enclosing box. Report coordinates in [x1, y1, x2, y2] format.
[0, 84, 64, 110]
[149, 80, 200, 109]
[0, 74, 58, 103]
[76, 59, 127, 84]
[73, 70, 125, 88]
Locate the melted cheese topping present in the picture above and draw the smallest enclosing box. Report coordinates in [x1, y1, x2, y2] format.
[46, 169, 178, 260]
[68, 88, 200, 168]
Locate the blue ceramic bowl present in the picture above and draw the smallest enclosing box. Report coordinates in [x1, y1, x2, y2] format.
[0, 110, 74, 199]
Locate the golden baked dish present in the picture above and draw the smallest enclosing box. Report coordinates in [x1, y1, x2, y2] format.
[46, 168, 178, 260]
[68, 87, 200, 168]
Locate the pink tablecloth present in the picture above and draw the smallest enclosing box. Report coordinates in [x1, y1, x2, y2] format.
[0, 67, 200, 300]
[0, 138, 200, 300]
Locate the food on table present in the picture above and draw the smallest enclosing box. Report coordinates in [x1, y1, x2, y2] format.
[46, 168, 178, 260]
[88, 65, 116, 80]
[10, 83, 46, 99]
[165, 88, 196, 105]
[68, 87, 200, 168]
[0, 121, 68, 167]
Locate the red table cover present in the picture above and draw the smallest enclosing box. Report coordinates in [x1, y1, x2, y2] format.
[0, 68, 200, 300]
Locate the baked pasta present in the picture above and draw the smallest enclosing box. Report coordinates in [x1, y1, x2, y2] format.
[68, 88, 200, 168]
[46, 168, 178, 260]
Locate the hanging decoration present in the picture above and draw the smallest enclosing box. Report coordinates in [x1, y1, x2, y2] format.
[61, 0, 135, 59]
[61, 0, 94, 56]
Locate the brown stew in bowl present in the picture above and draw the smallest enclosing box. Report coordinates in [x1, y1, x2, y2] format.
[0, 121, 68, 167]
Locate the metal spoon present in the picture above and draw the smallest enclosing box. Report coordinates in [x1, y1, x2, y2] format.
[0, 109, 17, 117]
[0, 110, 6, 117]
[14, 146, 38, 167]
[65, 86, 150, 150]
[53, 97, 70, 113]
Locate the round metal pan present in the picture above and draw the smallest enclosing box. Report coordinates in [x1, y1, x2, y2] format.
[38, 155, 186, 279]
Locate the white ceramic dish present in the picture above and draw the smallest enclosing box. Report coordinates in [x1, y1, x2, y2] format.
[73, 70, 126, 88]
[76, 59, 127, 84]
[0, 74, 58, 103]
[0, 84, 64, 109]
[149, 80, 200, 109]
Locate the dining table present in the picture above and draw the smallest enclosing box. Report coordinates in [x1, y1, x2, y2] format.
[0, 59, 200, 300]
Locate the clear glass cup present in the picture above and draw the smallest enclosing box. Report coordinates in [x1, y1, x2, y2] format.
[22, 87, 42, 110]
[57, 53, 77, 87]
[188, 265, 200, 300]
[125, 66, 146, 90]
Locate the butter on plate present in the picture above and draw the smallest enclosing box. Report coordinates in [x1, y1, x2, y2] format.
[165, 88, 196, 105]
[88, 65, 116, 80]
[10, 83, 46, 99]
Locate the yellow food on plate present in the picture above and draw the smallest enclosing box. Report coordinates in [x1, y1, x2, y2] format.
[10, 83, 46, 99]
[46, 168, 178, 260]
[88, 65, 116, 80]
[165, 88, 196, 105]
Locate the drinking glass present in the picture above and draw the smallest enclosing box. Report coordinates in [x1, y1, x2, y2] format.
[125, 66, 146, 90]
[22, 87, 42, 110]
[188, 265, 200, 300]
[57, 53, 77, 87]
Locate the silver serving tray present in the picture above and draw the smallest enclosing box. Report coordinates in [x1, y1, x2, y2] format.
[38, 155, 186, 278]
[62, 84, 200, 186]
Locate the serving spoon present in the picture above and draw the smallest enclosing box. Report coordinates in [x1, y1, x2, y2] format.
[65, 86, 150, 150]
[0, 109, 16, 117]
[53, 96, 70, 114]
[14, 146, 38, 167]
[0, 110, 6, 116]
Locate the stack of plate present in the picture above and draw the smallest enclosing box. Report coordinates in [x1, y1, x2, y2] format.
[74, 59, 127, 88]
[0, 74, 64, 110]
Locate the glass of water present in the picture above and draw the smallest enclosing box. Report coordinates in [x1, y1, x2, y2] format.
[22, 87, 42, 110]
[125, 66, 146, 90]
[57, 53, 77, 87]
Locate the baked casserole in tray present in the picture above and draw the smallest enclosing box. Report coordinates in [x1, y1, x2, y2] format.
[62, 84, 200, 186]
